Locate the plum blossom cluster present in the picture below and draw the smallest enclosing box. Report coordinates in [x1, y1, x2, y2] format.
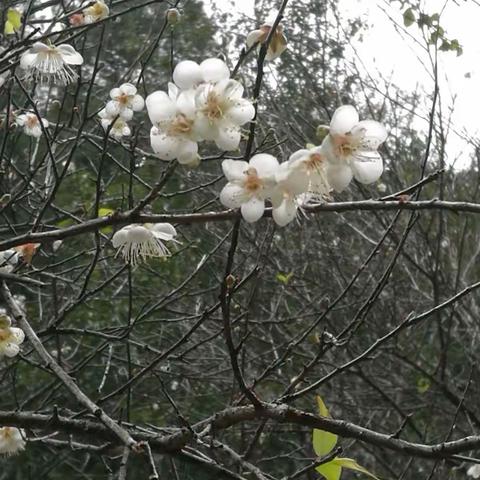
[0, 313, 25, 359]
[146, 58, 255, 165]
[98, 83, 145, 139]
[219, 105, 388, 226]
[0, 427, 26, 456]
[112, 223, 178, 266]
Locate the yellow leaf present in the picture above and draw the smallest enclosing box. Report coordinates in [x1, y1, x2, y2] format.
[334, 458, 381, 479]
[315, 461, 342, 480]
[5, 8, 22, 34]
[312, 395, 338, 456]
[4, 20, 14, 35]
[98, 207, 114, 234]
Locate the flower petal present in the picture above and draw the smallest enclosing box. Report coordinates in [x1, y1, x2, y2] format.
[215, 125, 241, 151]
[326, 163, 353, 192]
[200, 58, 230, 83]
[173, 60, 202, 90]
[2, 342, 20, 358]
[131, 94, 145, 112]
[353, 120, 388, 150]
[146, 91, 176, 124]
[120, 83, 137, 96]
[351, 151, 383, 184]
[176, 89, 196, 118]
[10, 328, 24, 345]
[220, 183, 247, 208]
[150, 127, 181, 160]
[57, 44, 84, 65]
[249, 153, 279, 178]
[272, 198, 297, 226]
[176, 139, 198, 164]
[151, 223, 177, 240]
[330, 105, 359, 136]
[112, 229, 128, 247]
[222, 159, 249, 181]
[241, 197, 265, 223]
[226, 99, 255, 125]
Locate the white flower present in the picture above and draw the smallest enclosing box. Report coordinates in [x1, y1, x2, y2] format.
[0, 314, 25, 358]
[98, 108, 131, 139]
[246, 23, 288, 60]
[166, 8, 181, 25]
[468, 465, 480, 479]
[146, 84, 200, 164]
[0, 250, 19, 272]
[83, 0, 109, 23]
[0, 427, 26, 455]
[270, 162, 308, 227]
[112, 223, 178, 266]
[287, 144, 331, 199]
[20, 42, 83, 84]
[195, 79, 255, 151]
[220, 154, 279, 223]
[322, 105, 387, 192]
[16, 112, 49, 138]
[172, 58, 230, 90]
[105, 83, 144, 121]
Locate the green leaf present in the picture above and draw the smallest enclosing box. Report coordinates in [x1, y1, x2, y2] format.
[276, 272, 293, 285]
[403, 8, 415, 27]
[334, 458, 381, 479]
[416, 376, 430, 394]
[98, 207, 114, 233]
[312, 395, 338, 456]
[315, 461, 342, 480]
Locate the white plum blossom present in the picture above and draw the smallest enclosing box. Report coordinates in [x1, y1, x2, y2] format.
[0, 314, 25, 358]
[16, 112, 49, 138]
[220, 154, 279, 223]
[246, 22, 288, 60]
[105, 83, 144, 121]
[322, 105, 387, 191]
[112, 223, 178, 266]
[20, 42, 83, 84]
[287, 144, 331, 199]
[172, 58, 230, 90]
[98, 108, 130, 139]
[0, 427, 26, 455]
[0, 250, 19, 272]
[83, 0, 109, 23]
[468, 465, 480, 479]
[166, 8, 181, 25]
[146, 84, 200, 164]
[195, 79, 255, 151]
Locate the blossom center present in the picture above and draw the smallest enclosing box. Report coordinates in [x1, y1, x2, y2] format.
[0, 329, 10, 342]
[168, 114, 193, 136]
[305, 153, 324, 172]
[25, 115, 38, 129]
[244, 167, 263, 193]
[203, 92, 225, 122]
[117, 93, 130, 105]
[91, 3, 105, 16]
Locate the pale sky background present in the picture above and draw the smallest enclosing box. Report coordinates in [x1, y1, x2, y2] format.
[206, 0, 480, 169]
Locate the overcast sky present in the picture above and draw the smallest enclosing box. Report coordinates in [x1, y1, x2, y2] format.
[207, 0, 480, 169]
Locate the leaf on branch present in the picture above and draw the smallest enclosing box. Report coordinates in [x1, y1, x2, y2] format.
[4, 8, 22, 35]
[403, 8, 416, 27]
[312, 395, 338, 456]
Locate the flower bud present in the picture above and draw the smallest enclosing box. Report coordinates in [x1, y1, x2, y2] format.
[166, 8, 181, 25]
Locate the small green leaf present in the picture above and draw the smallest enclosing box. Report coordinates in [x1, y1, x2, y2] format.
[403, 8, 415, 27]
[334, 458, 381, 480]
[417, 376, 430, 394]
[313, 395, 338, 456]
[315, 461, 342, 480]
[98, 207, 114, 233]
[276, 272, 293, 285]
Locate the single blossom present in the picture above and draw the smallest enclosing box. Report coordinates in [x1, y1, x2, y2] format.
[98, 108, 131, 139]
[20, 42, 83, 84]
[83, 0, 109, 23]
[246, 22, 288, 60]
[16, 112, 49, 138]
[468, 465, 480, 479]
[322, 105, 387, 191]
[105, 83, 144, 121]
[166, 8, 181, 25]
[195, 78, 255, 150]
[172, 58, 230, 90]
[0, 427, 26, 455]
[220, 154, 279, 223]
[69, 13, 85, 26]
[112, 223, 178, 266]
[0, 250, 19, 273]
[0, 314, 25, 358]
[146, 83, 200, 164]
[287, 144, 331, 199]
